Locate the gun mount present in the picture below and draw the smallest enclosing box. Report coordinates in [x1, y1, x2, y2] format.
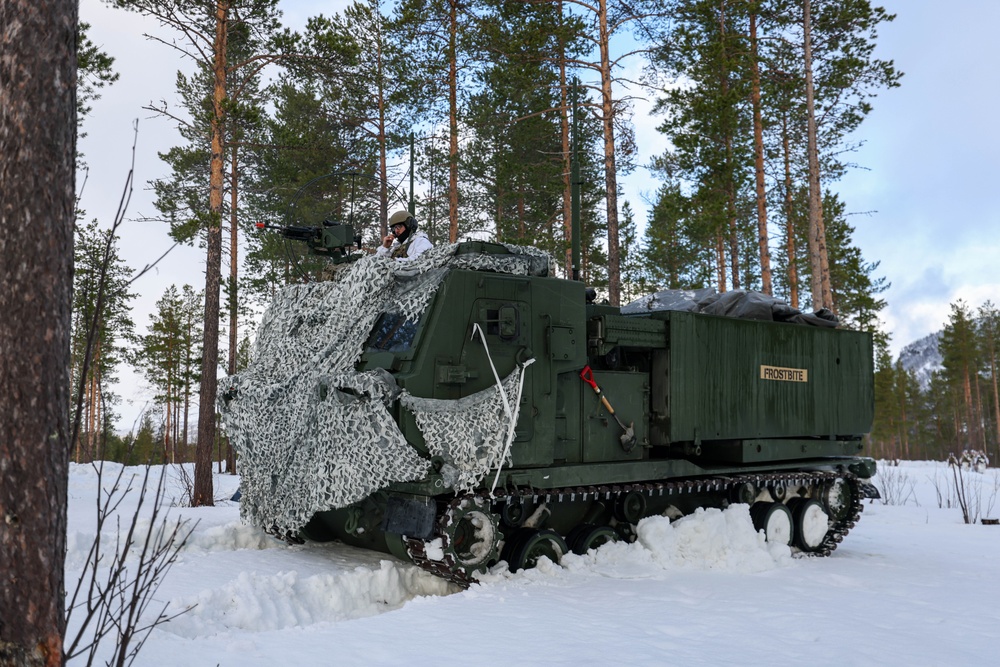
[256, 219, 363, 265]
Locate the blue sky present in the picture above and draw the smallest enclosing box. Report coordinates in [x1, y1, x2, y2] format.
[77, 0, 997, 425]
[838, 0, 1000, 350]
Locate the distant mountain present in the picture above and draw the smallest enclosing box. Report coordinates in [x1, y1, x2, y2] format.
[898, 331, 943, 391]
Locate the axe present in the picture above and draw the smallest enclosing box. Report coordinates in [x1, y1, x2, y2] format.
[580, 365, 637, 452]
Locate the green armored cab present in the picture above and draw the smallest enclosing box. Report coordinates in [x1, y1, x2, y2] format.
[220, 239, 877, 586]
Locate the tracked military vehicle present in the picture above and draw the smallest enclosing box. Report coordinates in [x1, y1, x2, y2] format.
[220, 225, 877, 587]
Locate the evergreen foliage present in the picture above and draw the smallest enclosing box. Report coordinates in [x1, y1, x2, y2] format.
[870, 299, 1000, 464]
[71, 220, 136, 462]
[137, 285, 204, 464]
[646, 0, 895, 336]
[77, 22, 119, 146]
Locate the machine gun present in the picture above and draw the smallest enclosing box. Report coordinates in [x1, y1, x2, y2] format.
[256, 219, 363, 265]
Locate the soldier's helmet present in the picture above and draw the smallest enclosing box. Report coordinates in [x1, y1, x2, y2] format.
[388, 210, 418, 240]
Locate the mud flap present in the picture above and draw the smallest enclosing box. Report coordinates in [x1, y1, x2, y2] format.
[381, 494, 436, 540]
[857, 480, 881, 500]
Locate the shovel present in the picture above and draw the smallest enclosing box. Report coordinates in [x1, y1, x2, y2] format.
[580, 365, 637, 452]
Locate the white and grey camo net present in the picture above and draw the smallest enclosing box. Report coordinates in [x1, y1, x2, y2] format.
[219, 243, 551, 538]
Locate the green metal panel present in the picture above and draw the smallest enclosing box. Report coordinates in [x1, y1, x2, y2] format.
[553, 370, 582, 463]
[360, 265, 589, 468]
[659, 311, 874, 443]
[587, 314, 667, 355]
[707, 438, 867, 463]
[581, 371, 647, 463]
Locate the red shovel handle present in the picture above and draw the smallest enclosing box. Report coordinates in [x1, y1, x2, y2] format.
[580, 365, 599, 392]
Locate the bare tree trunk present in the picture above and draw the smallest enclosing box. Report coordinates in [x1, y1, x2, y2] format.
[0, 0, 75, 662]
[597, 0, 622, 305]
[715, 232, 726, 291]
[718, 2, 739, 291]
[96, 380, 106, 460]
[962, 368, 974, 450]
[989, 341, 1000, 463]
[447, 0, 459, 243]
[195, 0, 229, 507]
[749, 9, 771, 295]
[558, 0, 573, 277]
[900, 388, 910, 459]
[517, 194, 526, 240]
[86, 352, 98, 461]
[973, 366, 985, 450]
[165, 355, 173, 464]
[782, 116, 798, 309]
[376, 10, 389, 236]
[184, 320, 192, 453]
[226, 144, 238, 473]
[803, 0, 832, 311]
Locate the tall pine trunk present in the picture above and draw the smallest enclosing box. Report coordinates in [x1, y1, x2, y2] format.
[447, 0, 459, 242]
[226, 144, 238, 473]
[962, 369, 974, 449]
[375, 9, 389, 235]
[558, 1, 573, 277]
[0, 0, 75, 661]
[715, 232, 726, 291]
[989, 336, 1000, 463]
[781, 115, 798, 309]
[598, 0, 622, 305]
[803, 0, 833, 311]
[749, 9, 771, 295]
[719, 2, 739, 290]
[195, 0, 229, 507]
[973, 367, 985, 450]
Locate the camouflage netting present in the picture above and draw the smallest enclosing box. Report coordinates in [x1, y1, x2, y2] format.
[401, 367, 526, 493]
[219, 242, 549, 538]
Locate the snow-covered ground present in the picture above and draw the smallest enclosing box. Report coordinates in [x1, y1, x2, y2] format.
[65, 460, 1000, 665]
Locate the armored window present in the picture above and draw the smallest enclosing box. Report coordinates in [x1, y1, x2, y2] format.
[482, 304, 519, 340]
[366, 312, 419, 352]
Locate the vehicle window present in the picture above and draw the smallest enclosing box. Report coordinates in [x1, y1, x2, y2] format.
[366, 312, 419, 352]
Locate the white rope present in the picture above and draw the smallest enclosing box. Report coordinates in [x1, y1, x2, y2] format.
[471, 322, 511, 420]
[470, 323, 535, 493]
[491, 357, 534, 493]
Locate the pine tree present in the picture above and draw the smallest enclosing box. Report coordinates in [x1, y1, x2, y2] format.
[395, 0, 479, 242]
[562, 0, 661, 305]
[870, 342, 898, 459]
[821, 193, 888, 340]
[110, 0, 291, 505]
[786, 0, 902, 310]
[76, 21, 119, 169]
[978, 301, 1000, 461]
[336, 0, 419, 235]
[643, 182, 714, 290]
[70, 220, 136, 462]
[138, 285, 203, 464]
[463, 0, 567, 253]
[747, 2, 772, 294]
[618, 201, 649, 302]
[939, 300, 983, 452]
[0, 0, 76, 659]
[649, 0, 754, 292]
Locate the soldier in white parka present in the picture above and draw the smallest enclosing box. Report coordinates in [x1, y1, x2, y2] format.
[376, 210, 432, 260]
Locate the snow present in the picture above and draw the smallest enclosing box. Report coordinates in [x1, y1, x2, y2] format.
[65, 461, 1000, 666]
[798, 501, 830, 548]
